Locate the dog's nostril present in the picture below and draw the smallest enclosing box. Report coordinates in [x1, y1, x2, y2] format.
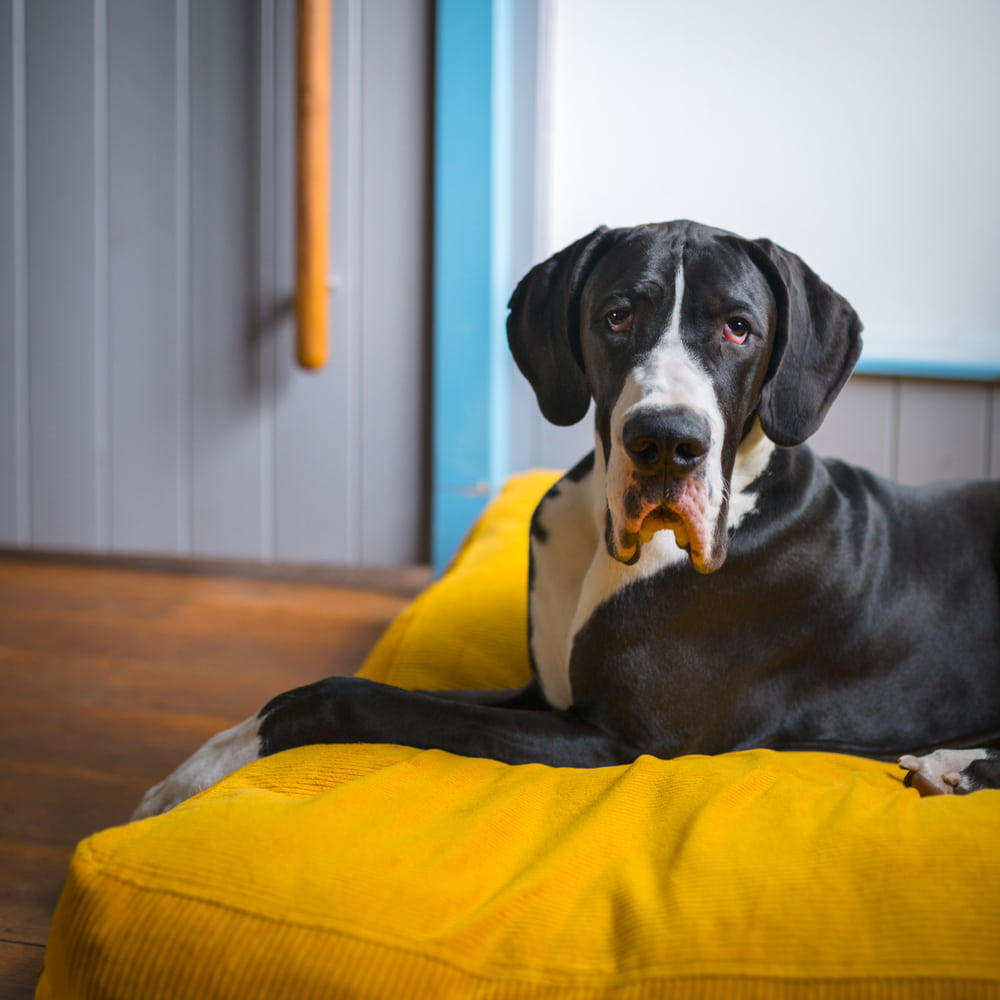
[630, 438, 662, 467]
[674, 440, 706, 465]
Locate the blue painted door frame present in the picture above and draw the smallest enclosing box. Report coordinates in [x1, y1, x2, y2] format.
[431, 0, 518, 571]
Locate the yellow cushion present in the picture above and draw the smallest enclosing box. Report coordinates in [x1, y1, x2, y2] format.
[39, 472, 1000, 999]
[354, 469, 551, 691]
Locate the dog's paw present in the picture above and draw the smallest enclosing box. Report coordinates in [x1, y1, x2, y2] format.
[897, 748, 995, 796]
[132, 716, 262, 820]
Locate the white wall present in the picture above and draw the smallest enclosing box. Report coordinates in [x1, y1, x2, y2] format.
[540, 0, 1000, 369]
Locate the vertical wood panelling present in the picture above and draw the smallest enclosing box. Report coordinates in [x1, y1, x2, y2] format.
[256, 0, 279, 560]
[808, 377, 898, 478]
[25, 0, 102, 549]
[5, 0, 431, 565]
[107, 0, 182, 553]
[274, 0, 432, 566]
[0, 4, 10, 532]
[896, 380, 991, 485]
[93, 0, 111, 549]
[174, 0, 193, 554]
[275, 0, 362, 565]
[188, 1, 267, 559]
[358, 0, 431, 563]
[0, 0, 25, 543]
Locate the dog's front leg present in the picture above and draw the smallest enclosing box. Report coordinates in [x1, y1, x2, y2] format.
[257, 677, 635, 769]
[132, 678, 635, 820]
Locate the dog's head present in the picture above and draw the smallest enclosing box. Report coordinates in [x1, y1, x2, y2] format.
[508, 220, 862, 573]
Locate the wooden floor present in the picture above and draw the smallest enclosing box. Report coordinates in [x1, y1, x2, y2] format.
[0, 554, 428, 999]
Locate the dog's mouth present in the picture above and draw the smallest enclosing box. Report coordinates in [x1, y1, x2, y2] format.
[608, 477, 727, 574]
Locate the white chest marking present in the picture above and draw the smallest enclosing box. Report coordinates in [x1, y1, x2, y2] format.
[529, 475, 599, 709]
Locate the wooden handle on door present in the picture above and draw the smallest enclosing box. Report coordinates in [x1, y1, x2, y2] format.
[296, 0, 331, 370]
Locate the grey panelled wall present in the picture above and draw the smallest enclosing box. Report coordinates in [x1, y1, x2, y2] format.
[0, 0, 431, 565]
[809, 376, 1000, 484]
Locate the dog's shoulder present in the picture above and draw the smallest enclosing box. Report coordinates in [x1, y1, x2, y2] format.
[743, 444, 1000, 573]
[805, 449, 1000, 530]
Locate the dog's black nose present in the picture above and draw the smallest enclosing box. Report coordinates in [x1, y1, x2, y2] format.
[623, 407, 711, 477]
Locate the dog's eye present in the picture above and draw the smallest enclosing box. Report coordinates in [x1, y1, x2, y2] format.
[606, 308, 634, 333]
[723, 318, 750, 345]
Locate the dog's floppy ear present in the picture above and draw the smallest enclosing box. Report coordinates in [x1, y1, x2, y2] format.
[507, 226, 613, 426]
[747, 238, 863, 447]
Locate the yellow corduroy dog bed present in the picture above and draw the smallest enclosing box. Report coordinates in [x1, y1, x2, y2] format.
[39, 472, 1000, 999]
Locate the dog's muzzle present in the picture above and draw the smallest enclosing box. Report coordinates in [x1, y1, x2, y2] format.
[607, 406, 728, 574]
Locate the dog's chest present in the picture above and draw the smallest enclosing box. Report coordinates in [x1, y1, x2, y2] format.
[528, 474, 599, 709]
[528, 458, 691, 709]
[528, 437, 774, 710]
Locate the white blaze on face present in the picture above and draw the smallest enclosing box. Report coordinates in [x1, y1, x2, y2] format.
[603, 264, 728, 572]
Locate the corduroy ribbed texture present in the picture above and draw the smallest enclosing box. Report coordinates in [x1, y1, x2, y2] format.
[37, 471, 1000, 999]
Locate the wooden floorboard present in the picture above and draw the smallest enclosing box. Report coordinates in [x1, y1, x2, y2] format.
[0, 943, 47, 999]
[0, 555, 427, 998]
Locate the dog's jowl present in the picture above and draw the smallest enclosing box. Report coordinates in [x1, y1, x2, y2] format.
[134, 220, 1000, 819]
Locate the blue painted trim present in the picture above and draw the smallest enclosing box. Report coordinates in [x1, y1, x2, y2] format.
[489, 0, 514, 492]
[855, 357, 1000, 382]
[431, 0, 516, 572]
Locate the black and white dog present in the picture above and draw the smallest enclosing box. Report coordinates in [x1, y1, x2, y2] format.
[134, 220, 1000, 819]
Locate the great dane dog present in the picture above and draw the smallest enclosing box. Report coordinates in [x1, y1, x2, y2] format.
[135, 220, 1000, 819]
